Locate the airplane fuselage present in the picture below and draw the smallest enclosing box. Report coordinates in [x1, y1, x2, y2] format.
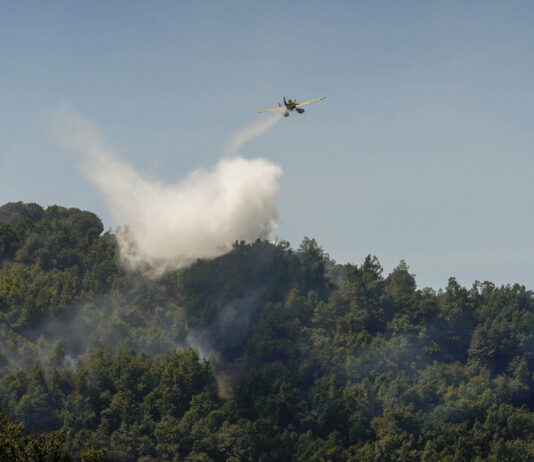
[257, 96, 324, 117]
[285, 99, 297, 110]
[282, 98, 304, 117]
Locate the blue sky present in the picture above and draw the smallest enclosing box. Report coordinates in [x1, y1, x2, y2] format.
[2, 1, 534, 289]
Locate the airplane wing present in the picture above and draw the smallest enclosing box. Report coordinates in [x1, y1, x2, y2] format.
[295, 96, 326, 107]
[257, 107, 284, 113]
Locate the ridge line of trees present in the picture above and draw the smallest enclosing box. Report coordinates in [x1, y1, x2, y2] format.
[1, 201, 534, 461]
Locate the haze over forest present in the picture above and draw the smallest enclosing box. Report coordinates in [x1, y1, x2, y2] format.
[2, 201, 534, 460]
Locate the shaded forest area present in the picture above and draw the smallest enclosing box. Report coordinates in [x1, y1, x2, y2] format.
[2, 201, 534, 461]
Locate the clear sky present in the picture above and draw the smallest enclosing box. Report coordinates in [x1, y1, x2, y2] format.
[2, 1, 534, 289]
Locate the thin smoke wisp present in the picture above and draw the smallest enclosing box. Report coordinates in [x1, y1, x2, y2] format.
[56, 109, 282, 275]
[224, 112, 282, 155]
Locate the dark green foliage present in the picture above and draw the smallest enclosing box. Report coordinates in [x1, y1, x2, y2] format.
[0, 408, 72, 461]
[2, 202, 534, 460]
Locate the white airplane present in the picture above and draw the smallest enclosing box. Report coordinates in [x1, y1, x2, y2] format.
[257, 96, 326, 117]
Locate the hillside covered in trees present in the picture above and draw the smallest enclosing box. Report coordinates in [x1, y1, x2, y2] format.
[2, 201, 534, 461]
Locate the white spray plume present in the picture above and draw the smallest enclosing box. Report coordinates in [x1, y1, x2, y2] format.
[56, 109, 282, 275]
[225, 112, 283, 155]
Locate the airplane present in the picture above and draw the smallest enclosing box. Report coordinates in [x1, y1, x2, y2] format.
[257, 96, 326, 117]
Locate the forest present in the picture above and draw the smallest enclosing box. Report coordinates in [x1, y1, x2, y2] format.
[2, 201, 534, 461]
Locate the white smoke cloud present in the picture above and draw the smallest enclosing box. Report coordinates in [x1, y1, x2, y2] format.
[56, 109, 282, 275]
